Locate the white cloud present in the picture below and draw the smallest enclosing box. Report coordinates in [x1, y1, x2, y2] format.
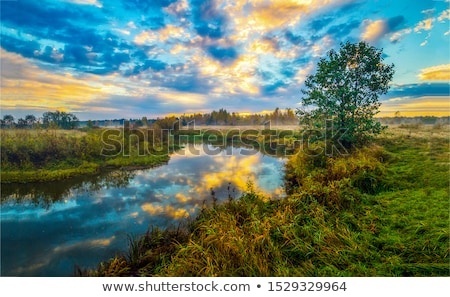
[390, 28, 412, 43]
[61, 0, 102, 8]
[438, 9, 450, 22]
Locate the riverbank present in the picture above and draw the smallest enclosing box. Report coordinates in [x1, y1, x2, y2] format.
[0, 129, 170, 183]
[82, 124, 449, 276]
[0, 127, 295, 183]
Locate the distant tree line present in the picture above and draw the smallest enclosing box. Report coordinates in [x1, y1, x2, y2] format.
[180, 107, 297, 126]
[134, 107, 298, 129]
[378, 114, 450, 125]
[1, 111, 79, 129]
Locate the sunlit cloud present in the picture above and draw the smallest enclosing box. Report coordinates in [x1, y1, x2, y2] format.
[1, 0, 448, 119]
[0, 50, 107, 112]
[414, 18, 434, 32]
[157, 91, 207, 106]
[294, 61, 315, 83]
[0, 49, 137, 116]
[141, 203, 191, 219]
[53, 236, 116, 253]
[380, 96, 450, 117]
[134, 25, 192, 45]
[418, 64, 450, 81]
[361, 19, 387, 43]
[12, 261, 51, 276]
[250, 0, 308, 31]
[438, 9, 450, 22]
[164, 0, 190, 16]
[190, 153, 275, 198]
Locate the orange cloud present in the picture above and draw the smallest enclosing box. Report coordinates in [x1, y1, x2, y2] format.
[251, 1, 308, 31]
[0, 49, 140, 114]
[414, 18, 434, 32]
[0, 49, 108, 112]
[379, 96, 450, 117]
[418, 64, 450, 81]
[361, 19, 387, 42]
[134, 25, 191, 45]
[141, 203, 191, 219]
[195, 52, 260, 95]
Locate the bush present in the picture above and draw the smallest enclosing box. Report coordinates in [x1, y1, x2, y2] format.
[284, 144, 388, 209]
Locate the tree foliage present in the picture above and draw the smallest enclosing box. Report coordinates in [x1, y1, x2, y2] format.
[42, 111, 79, 129]
[297, 41, 395, 149]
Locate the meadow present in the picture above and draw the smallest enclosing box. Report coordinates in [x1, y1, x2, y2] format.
[77, 124, 449, 276]
[0, 128, 170, 183]
[0, 125, 295, 183]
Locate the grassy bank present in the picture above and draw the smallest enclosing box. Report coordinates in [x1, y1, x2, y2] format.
[82, 125, 449, 276]
[0, 129, 170, 183]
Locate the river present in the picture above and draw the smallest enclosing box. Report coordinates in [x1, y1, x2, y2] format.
[0, 144, 286, 276]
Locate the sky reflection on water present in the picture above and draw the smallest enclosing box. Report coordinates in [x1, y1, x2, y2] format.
[1, 145, 286, 276]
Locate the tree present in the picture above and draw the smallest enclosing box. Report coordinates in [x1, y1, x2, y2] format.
[3, 114, 14, 128]
[25, 114, 37, 128]
[42, 111, 79, 129]
[297, 41, 395, 149]
[16, 118, 27, 128]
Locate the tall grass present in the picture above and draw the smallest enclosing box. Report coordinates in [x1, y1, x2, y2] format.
[0, 128, 170, 182]
[78, 125, 450, 276]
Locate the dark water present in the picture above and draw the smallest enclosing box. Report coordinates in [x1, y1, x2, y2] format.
[1, 145, 286, 276]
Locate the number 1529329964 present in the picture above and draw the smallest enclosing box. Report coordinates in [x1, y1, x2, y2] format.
[267, 281, 347, 292]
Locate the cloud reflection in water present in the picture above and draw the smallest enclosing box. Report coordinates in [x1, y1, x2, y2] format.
[0, 145, 285, 276]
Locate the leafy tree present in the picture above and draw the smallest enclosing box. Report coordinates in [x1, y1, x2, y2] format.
[25, 114, 37, 127]
[297, 41, 395, 149]
[3, 114, 14, 128]
[42, 111, 79, 129]
[16, 118, 27, 128]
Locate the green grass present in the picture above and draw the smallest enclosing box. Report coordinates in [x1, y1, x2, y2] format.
[82, 125, 449, 277]
[0, 128, 171, 182]
[0, 162, 100, 183]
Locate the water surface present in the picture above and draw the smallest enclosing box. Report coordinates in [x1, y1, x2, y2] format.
[1, 145, 286, 276]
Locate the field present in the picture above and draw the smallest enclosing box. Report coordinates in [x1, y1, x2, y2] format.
[0, 128, 170, 183]
[77, 124, 449, 276]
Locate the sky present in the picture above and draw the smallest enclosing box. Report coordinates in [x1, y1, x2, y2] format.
[1, 0, 449, 120]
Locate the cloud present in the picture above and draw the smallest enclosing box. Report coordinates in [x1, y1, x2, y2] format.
[380, 96, 450, 117]
[249, 0, 309, 31]
[1, 3, 131, 75]
[1, 0, 105, 38]
[361, 16, 405, 43]
[0, 49, 125, 115]
[387, 83, 450, 98]
[191, 0, 229, 39]
[390, 28, 412, 43]
[414, 18, 434, 32]
[1, 0, 448, 120]
[61, 0, 103, 7]
[309, 17, 334, 33]
[141, 203, 189, 219]
[284, 30, 307, 45]
[438, 9, 450, 22]
[418, 64, 450, 81]
[207, 46, 239, 63]
[327, 20, 360, 39]
[134, 25, 192, 45]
